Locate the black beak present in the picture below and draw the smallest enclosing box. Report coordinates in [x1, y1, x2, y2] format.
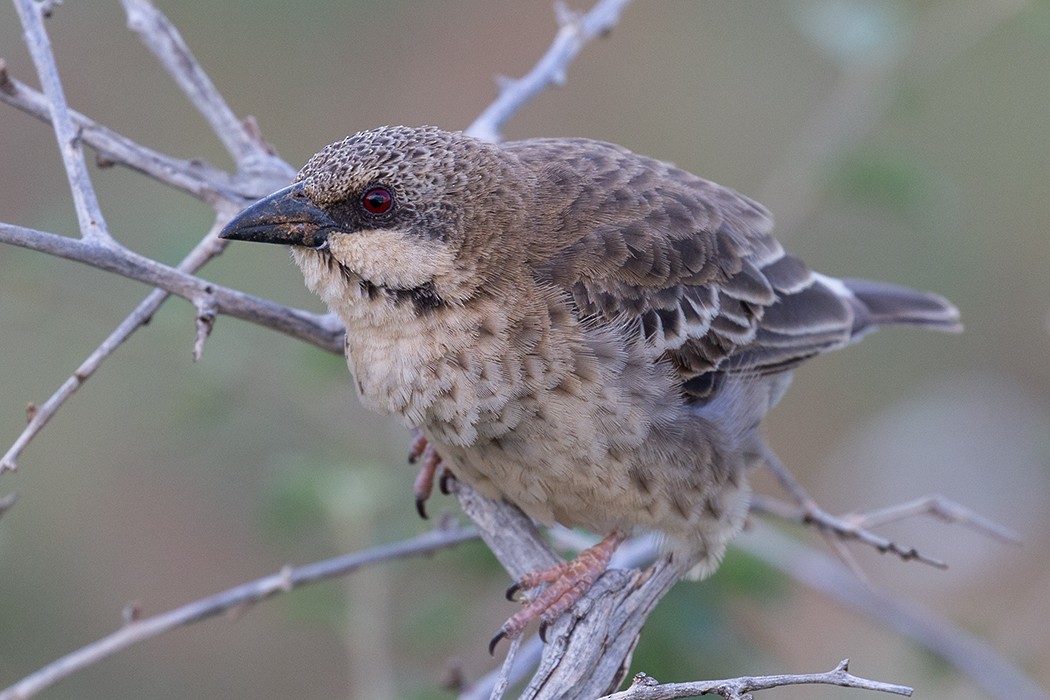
[219, 183, 337, 249]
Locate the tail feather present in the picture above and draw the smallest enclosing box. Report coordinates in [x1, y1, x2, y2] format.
[836, 276, 963, 338]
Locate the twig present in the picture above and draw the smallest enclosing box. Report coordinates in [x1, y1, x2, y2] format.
[12, 0, 113, 246]
[120, 0, 269, 170]
[0, 218, 343, 472]
[756, 445, 949, 568]
[738, 523, 1050, 700]
[466, 0, 631, 143]
[0, 222, 342, 349]
[597, 659, 912, 699]
[0, 525, 479, 700]
[0, 70, 253, 202]
[489, 633, 523, 700]
[1, 217, 212, 471]
[846, 494, 1022, 544]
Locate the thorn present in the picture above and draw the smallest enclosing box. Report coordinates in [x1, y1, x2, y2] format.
[277, 564, 294, 592]
[554, 0, 577, 29]
[629, 672, 659, 689]
[38, 0, 62, 19]
[0, 58, 15, 95]
[192, 297, 217, 362]
[122, 601, 142, 624]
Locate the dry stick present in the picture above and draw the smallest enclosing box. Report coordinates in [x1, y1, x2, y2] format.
[0, 216, 328, 472]
[597, 659, 912, 700]
[739, 524, 1050, 700]
[0, 70, 245, 202]
[121, 0, 270, 168]
[464, 524, 1045, 700]
[757, 444, 949, 568]
[12, 0, 113, 246]
[455, 482, 699, 700]
[466, 0, 631, 143]
[0, 219, 344, 472]
[0, 526, 478, 700]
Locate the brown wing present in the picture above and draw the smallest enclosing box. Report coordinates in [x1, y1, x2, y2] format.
[506, 137, 857, 397]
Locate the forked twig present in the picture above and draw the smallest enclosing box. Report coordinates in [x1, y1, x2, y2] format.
[12, 0, 113, 245]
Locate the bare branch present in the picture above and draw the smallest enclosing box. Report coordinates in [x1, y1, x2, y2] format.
[756, 445, 952, 568]
[846, 494, 1022, 544]
[0, 71, 271, 202]
[740, 524, 1049, 700]
[466, 0, 632, 143]
[597, 659, 912, 699]
[120, 0, 275, 171]
[0, 222, 343, 352]
[0, 216, 342, 473]
[0, 525, 478, 700]
[1, 2, 1030, 700]
[13, 0, 114, 245]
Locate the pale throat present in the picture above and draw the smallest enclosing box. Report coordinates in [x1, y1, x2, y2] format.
[291, 243, 496, 430]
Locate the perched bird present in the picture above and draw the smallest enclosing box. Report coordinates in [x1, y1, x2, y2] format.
[220, 125, 960, 647]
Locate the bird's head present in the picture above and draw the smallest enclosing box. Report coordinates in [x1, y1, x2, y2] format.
[220, 126, 529, 307]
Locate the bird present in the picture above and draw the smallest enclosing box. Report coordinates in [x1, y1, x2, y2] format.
[219, 125, 961, 649]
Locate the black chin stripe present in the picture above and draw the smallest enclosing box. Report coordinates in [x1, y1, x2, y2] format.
[357, 278, 444, 313]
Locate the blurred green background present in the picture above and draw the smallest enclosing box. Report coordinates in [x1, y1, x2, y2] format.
[1, 2, 1048, 698]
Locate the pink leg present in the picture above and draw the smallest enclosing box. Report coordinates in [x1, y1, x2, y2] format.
[489, 531, 625, 654]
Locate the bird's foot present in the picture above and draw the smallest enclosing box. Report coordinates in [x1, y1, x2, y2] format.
[408, 430, 453, 519]
[489, 531, 625, 654]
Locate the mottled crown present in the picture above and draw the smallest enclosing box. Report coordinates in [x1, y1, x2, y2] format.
[298, 126, 470, 205]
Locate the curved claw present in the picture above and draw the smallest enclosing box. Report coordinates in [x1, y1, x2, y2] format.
[410, 434, 443, 520]
[439, 468, 454, 495]
[488, 629, 507, 656]
[505, 581, 522, 601]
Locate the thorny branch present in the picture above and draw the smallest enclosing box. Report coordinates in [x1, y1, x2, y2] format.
[0, 1, 1039, 700]
[466, 0, 631, 143]
[596, 659, 912, 699]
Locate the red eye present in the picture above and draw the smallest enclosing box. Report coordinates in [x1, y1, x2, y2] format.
[361, 186, 394, 215]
